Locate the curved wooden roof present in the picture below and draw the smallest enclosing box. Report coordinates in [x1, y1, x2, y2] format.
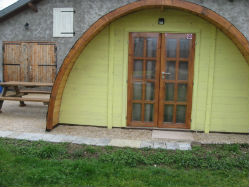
[46, 0, 249, 130]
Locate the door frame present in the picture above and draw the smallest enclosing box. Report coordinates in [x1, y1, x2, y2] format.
[127, 32, 196, 129]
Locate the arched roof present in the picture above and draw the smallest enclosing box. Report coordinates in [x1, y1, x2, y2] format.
[46, 0, 249, 130]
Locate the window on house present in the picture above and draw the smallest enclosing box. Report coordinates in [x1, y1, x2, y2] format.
[53, 8, 74, 37]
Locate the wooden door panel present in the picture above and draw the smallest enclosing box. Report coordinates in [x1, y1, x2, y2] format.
[127, 33, 161, 127]
[37, 66, 56, 83]
[29, 43, 56, 83]
[3, 65, 21, 81]
[3, 43, 25, 81]
[158, 33, 195, 129]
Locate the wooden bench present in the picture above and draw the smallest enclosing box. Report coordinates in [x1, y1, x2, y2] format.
[0, 81, 53, 113]
[0, 97, 49, 103]
[20, 90, 51, 94]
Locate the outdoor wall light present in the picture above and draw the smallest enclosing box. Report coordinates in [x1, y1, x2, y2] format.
[24, 22, 29, 30]
[158, 18, 165, 25]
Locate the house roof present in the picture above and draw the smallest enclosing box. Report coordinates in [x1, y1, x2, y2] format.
[0, 0, 34, 19]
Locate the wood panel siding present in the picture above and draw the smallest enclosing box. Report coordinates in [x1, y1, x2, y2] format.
[3, 41, 56, 83]
[59, 27, 109, 126]
[210, 30, 249, 133]
[47, 0, 249, 132]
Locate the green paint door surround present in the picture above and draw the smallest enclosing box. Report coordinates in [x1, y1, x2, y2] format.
[59, 9, 249, 133]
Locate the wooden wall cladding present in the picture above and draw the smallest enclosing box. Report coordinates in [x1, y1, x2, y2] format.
[46, 0, 249, 130]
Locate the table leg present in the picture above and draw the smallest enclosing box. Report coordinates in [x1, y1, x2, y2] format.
[0, 87, 8, 113]
[14, 86, 26, 107]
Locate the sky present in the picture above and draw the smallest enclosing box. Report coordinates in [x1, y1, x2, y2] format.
[0, 0, 18, 10]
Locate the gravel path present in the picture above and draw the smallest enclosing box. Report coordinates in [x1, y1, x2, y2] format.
[0, 99, 248, 145]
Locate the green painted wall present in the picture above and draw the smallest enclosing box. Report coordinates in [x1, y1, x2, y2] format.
[210, 30, 249, 133]
[59, 9, 249, 133]
[59, 27, 109, 126]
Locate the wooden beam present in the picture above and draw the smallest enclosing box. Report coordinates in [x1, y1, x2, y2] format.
[46, 0, 249, 130]
[27, 2, 38, 12]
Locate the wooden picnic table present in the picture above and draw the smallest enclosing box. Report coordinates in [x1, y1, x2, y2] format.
[0, 81, 53, 113]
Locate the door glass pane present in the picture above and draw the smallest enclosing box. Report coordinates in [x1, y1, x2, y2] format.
[146, 38, 157, 57]
[165, 83, 174, 101]
[132, 103, 142, 121]
[133, 82, 142, 100]
[180, 39, 190, 58]
[145, 82, 155, 100]
[166, 38, 177, 58]
[178, 61, 188, 80]
[164, 104, 174, 122]
[134, 37, 144, 57]
[144, 104, 154, 122]
[176, 105, 186, 123]
[177, 84, 187, 102]
[133, 60, 143, 79]
[165, 61, 176, 80]
[146, 60, 156, 79]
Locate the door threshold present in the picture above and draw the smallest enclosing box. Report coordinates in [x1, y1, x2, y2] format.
[123, 126, 202, 133]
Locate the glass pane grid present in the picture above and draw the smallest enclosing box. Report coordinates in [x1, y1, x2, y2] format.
[177, 84, 187, 102]
[134, 37, 144, 57]
[163, 104, 174, 123]
[166, 38, 177, 58]
[132, 82, 142, 100]
[178, 61, 188, 80]
[144, 104, 154, 122]
[146, 37, 157, 57]
[176, 105, 186, 123]
[133, 60, 143, 79]
[180, 39, 190, 58]
[165, 61, 176, 80]
[146, 60, 156, 79]
[145, 82, 155, 100]
[132, 103, 142, 121]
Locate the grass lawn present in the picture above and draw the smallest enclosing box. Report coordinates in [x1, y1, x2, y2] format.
[0, 138, 248, 187]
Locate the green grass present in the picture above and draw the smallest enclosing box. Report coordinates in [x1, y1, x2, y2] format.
[0, 138, 248, 187]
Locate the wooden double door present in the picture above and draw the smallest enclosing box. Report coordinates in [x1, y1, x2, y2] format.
[127, 33, 195, 129]
[3, 41, 57, 83]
